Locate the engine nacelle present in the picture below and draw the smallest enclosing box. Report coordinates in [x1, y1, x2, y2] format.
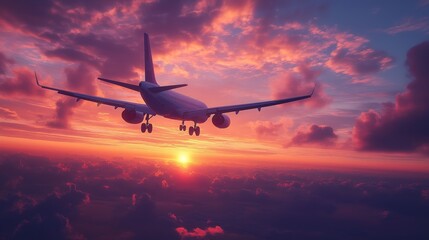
[122, 109, 145, 124]
[211, 114, 231, 128]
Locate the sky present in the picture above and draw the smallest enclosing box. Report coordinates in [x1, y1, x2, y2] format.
[0, 0, 429, 239]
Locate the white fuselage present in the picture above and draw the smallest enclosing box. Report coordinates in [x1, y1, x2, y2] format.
[138, 81, 209, 123]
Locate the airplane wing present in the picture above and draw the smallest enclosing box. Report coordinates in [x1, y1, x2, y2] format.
[184, 87, 315, 117]
[35, 73, 156, 115]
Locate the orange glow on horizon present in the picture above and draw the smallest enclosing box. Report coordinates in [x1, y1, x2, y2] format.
[2, 135, 429, 175]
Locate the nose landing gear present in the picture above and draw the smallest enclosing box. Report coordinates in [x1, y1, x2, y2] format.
[179, 120, 187, 131]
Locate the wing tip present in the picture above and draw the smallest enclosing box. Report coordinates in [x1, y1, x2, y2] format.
[310, 83, 317, 97]
[34, 71, 42, 87]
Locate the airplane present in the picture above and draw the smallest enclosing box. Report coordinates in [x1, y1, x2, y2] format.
[35, 33, 314, 136]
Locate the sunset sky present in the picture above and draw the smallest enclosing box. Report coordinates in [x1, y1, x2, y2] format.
[1, 0, 428, 172]
[1, 0, 429, 239]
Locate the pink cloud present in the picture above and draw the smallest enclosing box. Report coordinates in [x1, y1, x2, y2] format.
[161, 179, 169, 188]
[64, 64, 98, 94]
[288, 124, 338, 147]
[0, 51, 14, 74]
[249, 118, 293, 138]
[0, 67, 45, 96]
[176, 225, 224, 238]
[46, 97, 80, 129]
[326, 48, 393, 77]
[0, 107, 19, 119]
[270, 63, 330, 108]
[353, 41, 429, 152]
[46, 64, 98, 129]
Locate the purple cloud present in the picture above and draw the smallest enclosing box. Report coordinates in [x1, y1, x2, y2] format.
[0, 52, 14, 74]
[0, 68, 44, 96]
[46, 64, 97, 129]
[289, 124, 338, 146]
[1, 153, 429, 239]
[270, 63, 330, 108]
[327, 47, 394, 76]
[0, 107, 19, 119]
[353, 41, 429, 152]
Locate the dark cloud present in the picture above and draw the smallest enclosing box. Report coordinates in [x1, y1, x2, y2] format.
[0, 0, 128, 36]
[1, 153, 429, 239]
[0, 68, 44, 96]
[70, 34, 142, 79]
[138, 0, 222, 43]
[353, 41, 429, 152]
[0, 0, 141, 80]
[0, 0, 70, 35]
[289, 124, 338, 146]
[46, 64, 97, 129]
[44, 48, 100, 68]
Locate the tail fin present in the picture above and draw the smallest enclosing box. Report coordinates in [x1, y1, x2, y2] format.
[144, 33, 157, 85]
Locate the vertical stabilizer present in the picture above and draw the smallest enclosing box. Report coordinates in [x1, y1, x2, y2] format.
[144, 33, 157, 84]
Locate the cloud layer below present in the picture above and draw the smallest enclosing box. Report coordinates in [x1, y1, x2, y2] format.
[1, 153, 428, 239]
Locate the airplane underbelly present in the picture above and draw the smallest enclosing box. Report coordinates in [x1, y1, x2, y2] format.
[141, 92, 208, 123]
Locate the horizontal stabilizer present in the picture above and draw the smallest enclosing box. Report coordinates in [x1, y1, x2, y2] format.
[149, 84, 187, 93]
[97, 77, 140, 91]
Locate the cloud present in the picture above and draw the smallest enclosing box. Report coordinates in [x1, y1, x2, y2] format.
[385, 17, 429, 35]
[0, 107, 18, 119]
[1, 153, 429, 239]
[249, 117, 293, 137]
[326, 47, 394, 77]
[353, 41, 429, 152]
[270, 63, 330, 108]
[70, 34, 142, 79]
[64, 64, 98, 94]
[44, 48, 100, 68]
[46, 98, 80, 129]
[289, 124, 338, 146]
[0, 68, 44, 96]
[0, 0, 126, 36]
[46, 64, 97, 129]
[138, 0, 221, 42]
[176, 225, 224, 239]
[0, 52, 14, 74]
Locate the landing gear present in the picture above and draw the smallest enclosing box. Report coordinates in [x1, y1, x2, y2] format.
[188, 123, 200, 136]
[179, 121, 200, 136]
[141, 115, 154, 134]
[141, 123, 153, 133]
[179, 121, 186, 131]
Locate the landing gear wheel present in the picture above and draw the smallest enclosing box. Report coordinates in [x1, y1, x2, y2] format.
[183, 125, 186, 131]
[147, 123, 153, 133]
[141, 123, 147, 133]
[179, 125, 183, 131]
[195, 126, 200, 136]
[189, 126, 194, 136]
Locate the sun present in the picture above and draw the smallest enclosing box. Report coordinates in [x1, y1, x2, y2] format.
[177, 152, 190, 167]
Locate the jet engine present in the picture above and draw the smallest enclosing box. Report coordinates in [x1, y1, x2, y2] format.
[212, 113, 231, 128]
[122, 109, 145, 124]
